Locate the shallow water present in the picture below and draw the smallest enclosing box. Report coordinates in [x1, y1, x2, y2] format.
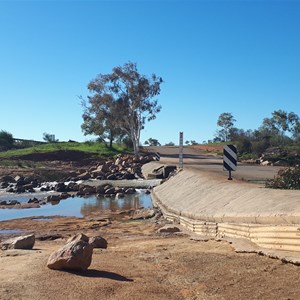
[0, 191, 152, 222]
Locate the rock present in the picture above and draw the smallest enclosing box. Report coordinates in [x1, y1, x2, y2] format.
[261, 160, 271, 166]
[81, 185, 96, 195]
[67, 182, 79, 191]
[125, 188, 136, 194]
[14, 175, 24, 183]
[20, 203, 40, 209]
[121, 173, 136, 180]
[107, 174, 117, 180]
[36, 233, 63, 241]
[163, 165, 177, 178]
[157, 225, 181, 234]
[55, 182, 66, 192]
[91, 170, 105, 178]
[0, 175, 15, 183]
[77, 172, 91, 180]
[5, 187, 15, 193]
[28, 197, 39, 203]
[1, 234, 35, 250]
[0, 181, 9, 189]
[105, 187, 116, 195]
[96, 185, 105, 194]
[16, 179, 26, 187]
[67, 233, 89, 243]
[89, 236, 108, 249]
[8, 200, 20, 205]
[97, 163, 110, 173]
[47, 233, 93, 271]
[15, 186, 26, 193]
[116, 192, 125, 198]
[132, 209, 156, 220]
[46, 195, 64, 202]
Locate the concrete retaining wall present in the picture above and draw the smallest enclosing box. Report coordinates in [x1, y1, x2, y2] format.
[152, 168, 300, 252]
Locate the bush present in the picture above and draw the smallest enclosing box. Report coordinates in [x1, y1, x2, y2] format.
[0, 130, 14, 151]
[266, 166, 300, 189]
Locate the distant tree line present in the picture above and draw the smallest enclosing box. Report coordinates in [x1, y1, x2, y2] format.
[214, 110, 300, 158]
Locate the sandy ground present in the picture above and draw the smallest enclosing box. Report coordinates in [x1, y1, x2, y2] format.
[1, 212, 300, 300]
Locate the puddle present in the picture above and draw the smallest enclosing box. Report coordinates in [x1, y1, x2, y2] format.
[0, 229, 23, 234]
[0, 190, 153, 221]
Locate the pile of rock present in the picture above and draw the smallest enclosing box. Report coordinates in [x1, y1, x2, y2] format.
[68, 153, 156, 181]
[0, 175, 41, 193]
[0, 154, 157, 195]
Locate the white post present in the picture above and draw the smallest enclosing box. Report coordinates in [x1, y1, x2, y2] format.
[179, 132, 183, 169]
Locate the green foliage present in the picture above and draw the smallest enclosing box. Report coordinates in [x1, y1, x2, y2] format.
[144, 138, 161, 146]
[43, 133, 59, 143]
[82, 62, 163, 155]
[216, 112, 236, 142]
[0, 130, 14, 151]
[165, 142, 175, 146]
[236, 138, 252, 154]
[0, 141, 127, 159]
[266, 167, 300, 189]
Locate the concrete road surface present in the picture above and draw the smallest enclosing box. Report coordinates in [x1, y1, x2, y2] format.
[145, 146, 282, 183]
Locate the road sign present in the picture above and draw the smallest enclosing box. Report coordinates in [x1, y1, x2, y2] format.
[223, 144, 237, 180]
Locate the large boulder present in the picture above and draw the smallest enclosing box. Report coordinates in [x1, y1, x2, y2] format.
[1, 234, 35, 250]
[55, 182, 66, 192]
[47, 233, 93, 271]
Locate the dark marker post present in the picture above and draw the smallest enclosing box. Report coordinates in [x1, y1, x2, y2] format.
[223, 144, 237, 180]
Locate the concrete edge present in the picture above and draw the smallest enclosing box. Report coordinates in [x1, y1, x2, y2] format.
[152, 190, 300, 263]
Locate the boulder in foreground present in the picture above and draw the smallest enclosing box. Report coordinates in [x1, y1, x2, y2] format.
[47, 233, 93, 271]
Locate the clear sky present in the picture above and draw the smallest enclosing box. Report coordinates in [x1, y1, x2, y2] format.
[1, 0, 299, 145]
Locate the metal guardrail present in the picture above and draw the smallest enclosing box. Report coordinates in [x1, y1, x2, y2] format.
[13, 138, 46, 146]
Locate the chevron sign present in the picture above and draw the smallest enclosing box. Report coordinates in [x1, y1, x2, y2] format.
[223, 144, 237, 172]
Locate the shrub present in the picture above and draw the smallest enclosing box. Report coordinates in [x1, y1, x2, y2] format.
[0, 130, 14, 151]
[266, 166, 300, 189]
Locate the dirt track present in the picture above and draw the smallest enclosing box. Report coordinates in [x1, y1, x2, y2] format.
[1, 215, 300, 300]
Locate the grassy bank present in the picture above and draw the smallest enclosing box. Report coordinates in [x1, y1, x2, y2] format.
[0, 141, 129, 159]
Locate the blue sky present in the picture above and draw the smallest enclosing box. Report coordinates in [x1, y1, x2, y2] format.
[0, 0, 299, 145]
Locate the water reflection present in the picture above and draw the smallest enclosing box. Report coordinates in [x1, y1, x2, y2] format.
[0, 190, 152, 221]
[80, 193, 149, 216]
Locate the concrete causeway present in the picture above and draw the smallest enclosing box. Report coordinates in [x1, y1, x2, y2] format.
[143, 161, 300, 255]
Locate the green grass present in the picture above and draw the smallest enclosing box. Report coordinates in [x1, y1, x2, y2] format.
[0, 141, 130, 159]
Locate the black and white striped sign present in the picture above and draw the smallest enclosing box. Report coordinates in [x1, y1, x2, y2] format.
[223, 144, 237, 171]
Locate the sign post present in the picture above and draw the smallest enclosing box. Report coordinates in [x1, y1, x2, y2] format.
[179, 132, 183, 169]
[223, 144, 237, 180]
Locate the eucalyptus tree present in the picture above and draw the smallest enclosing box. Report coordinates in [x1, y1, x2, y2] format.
[81, 62, 163, 155]
[81, 94, 125, 148]
[260, 110, 300, 144]
[216, 112, 236, 142]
